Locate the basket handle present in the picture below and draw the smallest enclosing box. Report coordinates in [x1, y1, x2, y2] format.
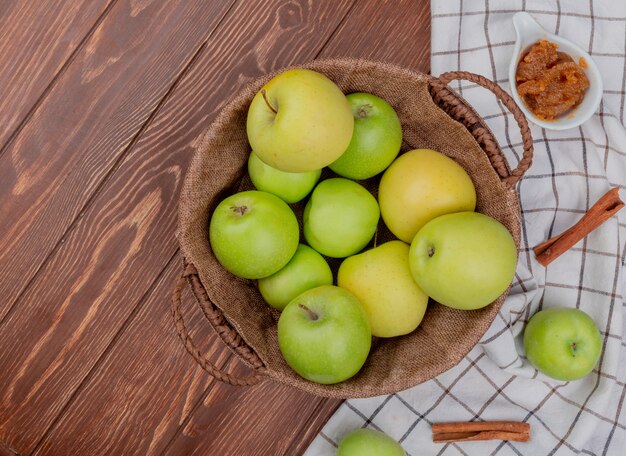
[171, 262, 266, 386]
[437, 71, 533, 189]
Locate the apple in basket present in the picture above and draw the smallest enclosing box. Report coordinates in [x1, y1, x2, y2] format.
[329, 92, 403, 180]
[304, 178, 380, 258]
[209, 190, 299, 279]
[524, 307, 602, 381]
[277, 285, 371, 384]
[409, 212, 517, 310]
[378, 148, 477, 243]
[258, 244, 333, 311]
[338, 240, 429, 338]
[337, 429, 406, 456]
[247, 150, 321, 204]
[246, 69, 354, 173]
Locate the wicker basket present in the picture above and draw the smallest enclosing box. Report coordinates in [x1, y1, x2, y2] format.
[172, 58, 533, 399]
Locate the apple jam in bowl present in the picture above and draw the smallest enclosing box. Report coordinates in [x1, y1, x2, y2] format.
[516, 40, 589, 121]
[508, 12, 602, 130]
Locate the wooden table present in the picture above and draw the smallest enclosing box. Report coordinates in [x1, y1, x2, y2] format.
[0, 1, 430, 454]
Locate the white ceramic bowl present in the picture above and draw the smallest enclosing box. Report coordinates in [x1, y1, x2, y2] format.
[508, 12, 602, 130]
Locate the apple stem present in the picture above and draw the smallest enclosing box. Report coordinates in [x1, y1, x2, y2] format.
[356, 103, 373, 118]
[571, 342, 577, 356]
[261, 89, 278, 114]
[298, 303, 319, 321]
[230, 205, 248, 217]
[427, 246, 435, 257]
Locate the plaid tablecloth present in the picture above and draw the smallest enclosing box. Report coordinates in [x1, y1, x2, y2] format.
[305, 1, 626, 454]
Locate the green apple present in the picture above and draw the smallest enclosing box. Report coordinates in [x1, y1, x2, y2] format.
[338, 240, 428, 337]
[246, 69, 353, 172]
[247, 151, 321, 203]
[378, 149, 476, 243]
[209, 190, 299, 279]
[304, 178, 380, 258]
[329, 92, 402, 180]
[524, 307, 602, 381]
[277, 285, 371, 384]
[337, 429, 406, 456]
[409, 212, 517, 310]
[258, 244, 333, 310]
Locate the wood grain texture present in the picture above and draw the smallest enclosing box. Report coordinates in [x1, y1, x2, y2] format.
[0, 0, 113, 149]
[0, 440, 19, 456]
[319, 0, 431, 71]
[0, 0, 234, 324]
[2, 0, 357, 454]
[163, 364, 341, 456]
[163, 1, 432, 454]
[0, 0, 238, 451]
[0, 1, 432, 455]
[33, 259, 229, 456]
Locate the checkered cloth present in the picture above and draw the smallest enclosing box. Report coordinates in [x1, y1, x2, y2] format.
[305, 1, 626, 454]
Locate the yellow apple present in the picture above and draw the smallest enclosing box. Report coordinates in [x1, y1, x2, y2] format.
[378, 149, 476, 243]
[337, 240, 428, 337]
[246, 69, 354, 172]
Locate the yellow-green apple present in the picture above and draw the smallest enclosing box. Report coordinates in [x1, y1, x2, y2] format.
[246, 69, 353, 172]
[248, 151, 321, 203]
[378, 149, 476, 243]
[524, 307, 602, 381]
[304, 178, 380, 258]
[338, 240, 428, 337]
[209, 190, 299, 279]
[409, 212, 517, 310]
[258, 244, 333, 311]
[277, 285, 371, 384]
[337, 429, 406, 456]
[329, 92, 402, 180]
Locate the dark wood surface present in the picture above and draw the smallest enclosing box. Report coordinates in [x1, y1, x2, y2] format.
[0, 1, 430, 454]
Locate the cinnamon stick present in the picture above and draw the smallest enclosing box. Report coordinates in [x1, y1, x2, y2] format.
[534, 187, 624, 267]
[432, 421, 530, 443]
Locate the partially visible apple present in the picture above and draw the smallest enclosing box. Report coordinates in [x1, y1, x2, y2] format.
[337, 429, 406, 456]
[277, 285, 371, 384]
[247, 151, 321, 203]
[409, 212, 517, 310]
[258, 244, 333, 311]
[378, 149, 476, 243]
[338, 240, 428, 337]
[246, 69, 353, 172]
[304, 178, 380, 258]
[524, 307, 602, 381]
[329, 92, 402, 180]
[209, 190, 299, 279]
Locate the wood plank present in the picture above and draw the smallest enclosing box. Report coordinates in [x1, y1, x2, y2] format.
[0, 0, 112, 148]
[318, 0, 431, 71]
[162, 1, 432, 454]
[34, 259, 231, 456]
[0, 0, 234, 323]
[0, 439, 19, 456]
[162, 364, 341, 456]
[1, 0, 356, 454]
[1, 1, 428, 454]
[0, 0, 238, 451]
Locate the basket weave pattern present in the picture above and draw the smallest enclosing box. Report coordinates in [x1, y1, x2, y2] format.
[172, 59, 533, 399]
